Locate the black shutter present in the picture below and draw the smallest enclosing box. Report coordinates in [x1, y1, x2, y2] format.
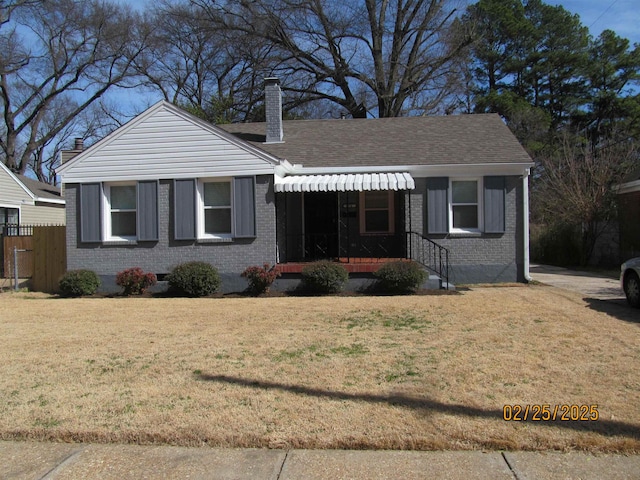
[233, 176, 256, 237]
[426, 177, 448, 234]
[484, 176, 505, 233]
[137, 180, 159, 241]
[80, 183, 102, 242]
[174, 179, 196, 240]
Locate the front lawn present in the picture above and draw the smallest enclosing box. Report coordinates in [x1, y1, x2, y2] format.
[1, 286, 638, 452]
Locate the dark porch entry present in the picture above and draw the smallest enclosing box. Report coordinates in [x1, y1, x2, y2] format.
[303, 192, 340, 259]
[281, 191, 406, 262]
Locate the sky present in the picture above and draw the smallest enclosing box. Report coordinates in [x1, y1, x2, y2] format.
[546, 0, 640, 45]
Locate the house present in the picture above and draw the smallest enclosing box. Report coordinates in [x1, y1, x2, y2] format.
[618, 169, 640, 260]
[0, 162, 65, 233]
[57, 78, 534, 292]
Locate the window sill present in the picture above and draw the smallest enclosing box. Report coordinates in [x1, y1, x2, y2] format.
[448, 231, 483, 238]
[196, 237, 233, 244]
[103, 240, 138, 246]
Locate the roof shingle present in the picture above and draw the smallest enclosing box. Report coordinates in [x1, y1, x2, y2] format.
[16, 174, 62, 200]
[219, 113, 532, 168]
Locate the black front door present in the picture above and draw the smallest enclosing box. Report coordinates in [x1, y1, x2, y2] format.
[304, 192, 339, 259]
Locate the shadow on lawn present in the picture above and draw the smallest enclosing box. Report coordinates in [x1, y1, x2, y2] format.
[583, 297, 640, 324]
[197, 373, 640, 441]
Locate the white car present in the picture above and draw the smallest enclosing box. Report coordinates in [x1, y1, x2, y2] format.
[621, 257, 640, 308]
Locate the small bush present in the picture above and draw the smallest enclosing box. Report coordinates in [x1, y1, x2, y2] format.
[241, 263, 281, 295]
[374, 260, 427, 293]
[166, 261, 220, 297]
[59, 269, 101, 297]
[116, 267, 157, 295]
[301, 261, 349, 294]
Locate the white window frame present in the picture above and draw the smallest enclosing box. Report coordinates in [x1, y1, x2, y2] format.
[0, 204, 21, 224]
[449, 177, 483, 233]
[103, 182, 137, 241]
[359, 190, 395, 235]
[197, 178, 234, 239]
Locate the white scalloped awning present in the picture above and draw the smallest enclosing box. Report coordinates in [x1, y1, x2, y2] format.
[274, 172, 415, 192]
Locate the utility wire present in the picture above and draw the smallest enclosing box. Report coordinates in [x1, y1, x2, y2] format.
[588, 0, 619, 29]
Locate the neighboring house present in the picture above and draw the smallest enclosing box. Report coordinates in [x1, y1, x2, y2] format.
[57, 78, 534, 292]
[0, 162, 65, 233]
[618, 170, 640, 260]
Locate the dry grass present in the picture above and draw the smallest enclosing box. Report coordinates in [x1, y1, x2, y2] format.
[1, 285, 639, 452]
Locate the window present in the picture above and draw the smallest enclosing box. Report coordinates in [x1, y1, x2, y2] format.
[80, 181, 157, 243]
[175, 177, 255, 241]
[359, 191, 394, 234]
[106, 184, 136, 239]
[0, 207, 19, 235]
[450, 179, 481, 232]
[202, 180, 232, 236]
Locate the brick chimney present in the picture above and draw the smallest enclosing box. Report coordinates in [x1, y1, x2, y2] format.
[61, 137, 85, 164]
[264, 77, 283, 143]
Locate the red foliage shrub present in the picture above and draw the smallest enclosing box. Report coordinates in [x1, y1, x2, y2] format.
[241, 263, 281, 295]
[116, 267, 157, 295]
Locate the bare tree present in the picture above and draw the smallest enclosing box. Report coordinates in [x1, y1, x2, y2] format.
[0, 0, 147, 176]
[194, 0, 471, 118]
[134, 0, 279, 123]
[0, 0, 39, 27]
[533, 134, 637, 265]
[34, 99, 126, 185]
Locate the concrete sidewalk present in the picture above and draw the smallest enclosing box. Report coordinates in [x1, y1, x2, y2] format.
[2, 441, 640, 480]
[529, 264, 626, 302]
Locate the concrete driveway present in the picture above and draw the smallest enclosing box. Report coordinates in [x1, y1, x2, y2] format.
[529, 264, 626, 302]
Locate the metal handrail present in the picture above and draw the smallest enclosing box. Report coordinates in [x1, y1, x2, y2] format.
[284, 232, 406, 263]
[406, 231, 449, 288]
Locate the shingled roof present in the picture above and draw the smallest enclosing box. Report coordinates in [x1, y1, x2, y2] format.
[219, 113, 532, 169]
[16, 174, 62, 201]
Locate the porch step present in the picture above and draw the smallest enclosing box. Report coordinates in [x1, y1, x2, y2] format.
[424, 275, 455, 291]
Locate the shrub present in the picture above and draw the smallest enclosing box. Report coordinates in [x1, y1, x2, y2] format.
[58, 269, 101, 297]
[241, 263, 281, 295]
[166, 261, 220, 297]
[374, 260, 427, 293]
[301, 261, 348, 294]
[116, 267, 157, 295]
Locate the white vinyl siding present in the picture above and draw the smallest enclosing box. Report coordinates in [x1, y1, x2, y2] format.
[59, 103, 277, 183]
[0, 164, 32, 205]
[20, 204, 65, 225]
[0, 164, 66, 226]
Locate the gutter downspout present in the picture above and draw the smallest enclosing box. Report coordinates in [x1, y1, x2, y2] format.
[523, 168, 532, 282]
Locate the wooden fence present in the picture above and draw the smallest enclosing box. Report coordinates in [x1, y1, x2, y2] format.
[32, 226, 66, 293]
[2, 236, 33, 278]
[2, 225, 66, 292]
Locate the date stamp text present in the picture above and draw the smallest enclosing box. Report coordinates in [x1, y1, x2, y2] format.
[503, 404, 599, 421]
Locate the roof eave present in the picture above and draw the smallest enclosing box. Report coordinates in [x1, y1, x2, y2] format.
[289, 162, 534, 176]
[34, 196, 65, 205]
[616, 179, 640, 194]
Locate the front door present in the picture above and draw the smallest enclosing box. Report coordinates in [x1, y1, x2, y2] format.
[304, 192, 339, 259]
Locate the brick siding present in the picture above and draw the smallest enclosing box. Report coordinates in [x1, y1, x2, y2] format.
[65, 176, 276, 291]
